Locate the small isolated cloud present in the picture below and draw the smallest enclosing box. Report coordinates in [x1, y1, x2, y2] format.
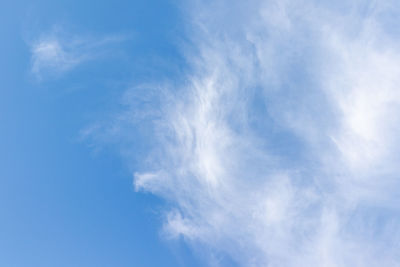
[30, 27, 127, 80]
[87, 0, 400, 266]
[31, 38, 82, 77]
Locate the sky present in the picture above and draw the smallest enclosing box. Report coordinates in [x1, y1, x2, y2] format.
[2, 0, 400, 267]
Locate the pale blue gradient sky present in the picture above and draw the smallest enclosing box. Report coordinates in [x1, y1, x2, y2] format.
[0, 1, 198, 266]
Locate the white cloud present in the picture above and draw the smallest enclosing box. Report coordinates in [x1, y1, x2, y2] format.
[88, 0, 400, 266]
[31, 38, 82, 77]
[30, 28, 126, 80]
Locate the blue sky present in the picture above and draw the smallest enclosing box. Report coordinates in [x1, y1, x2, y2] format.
[0, 1, 198, 266]
[3, 0, 400, 266]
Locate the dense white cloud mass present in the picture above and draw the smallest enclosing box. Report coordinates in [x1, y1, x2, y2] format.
[97, 0, 400, 266]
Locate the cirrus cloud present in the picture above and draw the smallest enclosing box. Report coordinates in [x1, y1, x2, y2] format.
[87, 0, 400, 266]
[30, 27, 127, 80]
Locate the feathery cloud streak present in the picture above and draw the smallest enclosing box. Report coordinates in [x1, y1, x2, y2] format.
[30, 27, 126, 80]
[95, 1, 400, 266]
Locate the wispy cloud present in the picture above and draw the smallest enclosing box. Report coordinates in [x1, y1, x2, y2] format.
[88, 0, 400, 266]
[30, 27, 127, 80]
